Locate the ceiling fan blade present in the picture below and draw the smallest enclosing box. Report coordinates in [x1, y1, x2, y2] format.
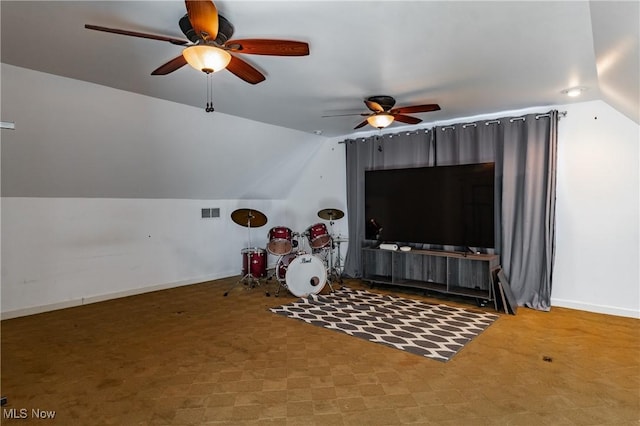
[84, 24, 189, 45]
[393, 114, 422, 125]
[364, 100, 385, 113]
[226, 55, 266, 84]
[322, 113, 369, 118]
[151, 55, 188, 75]
[185, 0, 219, 41]
[225, 39, 309, 56]
[390, 104, 441, 115]
[354, 120, 369, 129]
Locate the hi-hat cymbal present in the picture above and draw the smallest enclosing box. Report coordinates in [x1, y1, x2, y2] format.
[231, 209, 267, 228]
[317, 208, 344, 221]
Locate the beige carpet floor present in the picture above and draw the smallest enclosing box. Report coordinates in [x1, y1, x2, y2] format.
[1, 277, 638, 425]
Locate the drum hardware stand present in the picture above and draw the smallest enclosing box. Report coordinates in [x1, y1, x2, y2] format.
[326, 274, 336, 292]
[263, 264, 283, 297]
[225, 255, 265, 296]
[326, 236, 344, 286]
[315, 245, 335, 293]
[316, 208, 346, 291]
[273, 261, 287, 297]
[324, 235, 337, 292]
[273, 269, 291, 298]
[224, 209, 269, 297]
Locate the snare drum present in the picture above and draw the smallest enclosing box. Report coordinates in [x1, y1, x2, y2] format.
[241, 247, 267, 278]
[285, 253, 327, 297]
[306, 223, 331, 249]
[267, 226, 293, 255]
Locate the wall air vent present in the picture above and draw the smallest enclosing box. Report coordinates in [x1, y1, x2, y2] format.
[201, 208, 220, 219]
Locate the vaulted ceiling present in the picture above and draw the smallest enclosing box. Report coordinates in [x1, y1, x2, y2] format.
[1, 1, 638, 137]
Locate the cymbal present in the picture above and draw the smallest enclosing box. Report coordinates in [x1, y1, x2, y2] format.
[317, 208, 344, 221]
[231, 208, 267, 228]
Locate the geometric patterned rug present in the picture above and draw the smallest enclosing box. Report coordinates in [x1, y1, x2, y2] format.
[269, 286, 500, 362]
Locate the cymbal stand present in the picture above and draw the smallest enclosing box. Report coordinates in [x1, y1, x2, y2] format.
[333, 237, 345, 280]
[322, 242, 336, 293]
[325, 219, 342, 287]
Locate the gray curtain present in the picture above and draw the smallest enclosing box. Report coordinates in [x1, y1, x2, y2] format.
[342, 111, 558, 311]
[343, 130, 435, 277]
[497, 113, 558, 310]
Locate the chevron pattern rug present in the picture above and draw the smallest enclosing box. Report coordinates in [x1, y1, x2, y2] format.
[270, 286, 499, 362]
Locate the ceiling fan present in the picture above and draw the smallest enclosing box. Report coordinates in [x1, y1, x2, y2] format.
[325, 96, 440, 130]
[84, 0, 310, 85]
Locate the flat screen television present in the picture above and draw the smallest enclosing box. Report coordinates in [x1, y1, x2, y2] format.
[364, 162, 495, 248]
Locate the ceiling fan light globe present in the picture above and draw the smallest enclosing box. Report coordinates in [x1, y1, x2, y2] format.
[183, 45, 231, 73]
[367, 113, 394, 129]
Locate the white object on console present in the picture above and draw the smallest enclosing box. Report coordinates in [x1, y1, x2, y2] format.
[379, 243, 399, 251]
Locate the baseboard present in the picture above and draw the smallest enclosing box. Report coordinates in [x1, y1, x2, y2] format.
[1, 271, 237, 320]
[551, 298, 640, 319]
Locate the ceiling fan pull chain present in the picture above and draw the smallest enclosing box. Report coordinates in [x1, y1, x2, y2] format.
[204, 73, 209, 112]
[205, 72, 215, 113]
[210, 73, 214, 112]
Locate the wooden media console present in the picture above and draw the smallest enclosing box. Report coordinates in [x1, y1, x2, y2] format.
[362, 247, 500, 307]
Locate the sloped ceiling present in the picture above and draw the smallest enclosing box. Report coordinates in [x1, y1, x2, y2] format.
[589, 1, 639, 124]
[2, 1, 638, 138]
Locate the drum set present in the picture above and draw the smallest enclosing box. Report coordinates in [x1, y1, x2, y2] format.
[224, 208, 347, 298]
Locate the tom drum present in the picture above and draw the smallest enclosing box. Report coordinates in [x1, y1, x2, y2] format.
[306, 223, 331, 249]
[267, 226, 293, 255]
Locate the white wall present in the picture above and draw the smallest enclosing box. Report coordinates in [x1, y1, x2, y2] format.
[0, 197, 284, 316]
[0, 64, 329, 200]
[1, 65, 337, 319]
[285, 138, 348, 241]
[553, 100, 639, 318]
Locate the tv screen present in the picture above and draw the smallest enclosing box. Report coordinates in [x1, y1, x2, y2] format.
[364, 162, 495, 248]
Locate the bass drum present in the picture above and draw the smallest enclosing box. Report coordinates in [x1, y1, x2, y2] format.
[276, 252, 298, 284]
[285, 253, 327, 298]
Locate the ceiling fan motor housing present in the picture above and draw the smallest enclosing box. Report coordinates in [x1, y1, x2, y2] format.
[179, 14, 235, 45]
[179, 14, 198, 43]
[367, 95, 396, 111]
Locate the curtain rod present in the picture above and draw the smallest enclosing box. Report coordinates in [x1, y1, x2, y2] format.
[340, 110, 567, 143]
[340, 128, 430, 144]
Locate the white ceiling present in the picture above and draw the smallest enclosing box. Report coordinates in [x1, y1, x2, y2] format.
[1, 1, 638, 137]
